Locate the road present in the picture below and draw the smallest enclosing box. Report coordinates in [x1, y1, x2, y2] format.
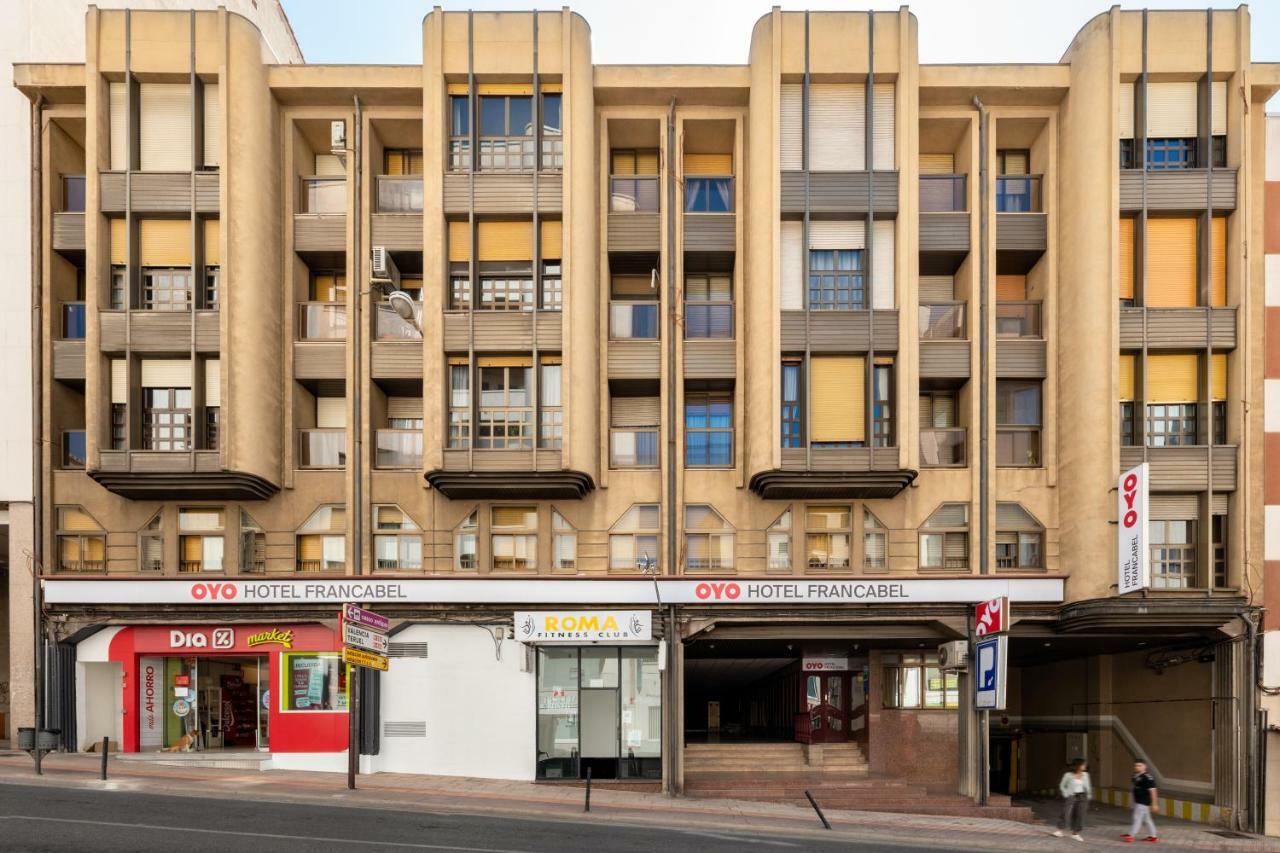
[0, 782, 953, 853]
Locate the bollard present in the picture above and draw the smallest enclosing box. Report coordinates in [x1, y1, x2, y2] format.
[584, 765, 592, 812]
[100, 737, 109, 780]
[804, 790, 832, 830]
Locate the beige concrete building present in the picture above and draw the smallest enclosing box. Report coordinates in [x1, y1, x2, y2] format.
[11, 3, 1280, 831]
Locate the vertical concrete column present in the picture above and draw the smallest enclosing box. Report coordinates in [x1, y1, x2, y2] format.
[6, 503, 35, 732]
[1091, 654, 1114, 789]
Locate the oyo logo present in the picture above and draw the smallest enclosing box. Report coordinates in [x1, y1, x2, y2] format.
[694, 582, 741, 601]
[190, 582, 239, 601]
[169, 628, 235, 649]
[1121, 472, 1140, 529]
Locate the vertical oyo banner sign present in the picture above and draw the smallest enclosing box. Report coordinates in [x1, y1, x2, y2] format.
[138, 656, 164, 749]
[1117, 463, 1150, 595]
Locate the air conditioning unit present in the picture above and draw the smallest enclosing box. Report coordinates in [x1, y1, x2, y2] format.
[330, 120, 347, 156]
[938, 640, 970, 671]
[370, 246, 400, 288]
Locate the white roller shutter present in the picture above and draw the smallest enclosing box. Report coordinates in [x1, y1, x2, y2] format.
[871, 83, 895, 170]
[316, 397, 346, 428]
[314, 154, 345, 176]
[809, 84, 864, 172]
[1149, 494, 1199, 521]
[1119, 82, 1135, 140]
[781, 221, 803, 310]
[809, 219, 865, 250]
[1211, 80, 1227, 137]
[387, 397, 423, 419]
[110, 359, 127, 404]
[139, 83, 192, 172]
[610, 397, 660, 427]
[780, 83, 803, 171]
[204, 359, 220, 407]
[1146, 81, 1198, 138]
[919, 153, 954, 174]
[140, 359, 192, 388]
[109, 81, 127, 171]
[872, 219, 894, 310]
[202, 83, 220, 168]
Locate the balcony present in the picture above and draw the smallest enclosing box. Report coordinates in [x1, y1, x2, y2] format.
[375, 175, 423, 213]
[61, 302, 86, 340]
[995, 301, 1041, 338]
[441, 311, 561, 351]
[780, 311, 899, 353]
[1118, 444, 1237, 492]
[919, 303, 965, 340]
[780, 171, 899, 215]
[298, 429, 346, 468]
[609, 302, 659, 340]
[751, 446, 914, 499]
[920, 428, 966, 467]
[298, 302, 346, 340]
[610, 428, 659, 468]
[427, 449, 594, 499]
[1118, 168, 1237, 213]
[996, 176, 1042, 213]
[374, 302, 421, 341]
[375, 429, 422, 469]
[919, 175, 966, 213]
[91, 450, 277, 499]
[294, 177, 346, 252]
[1119, 306, 1236, 351]
[610, 176, 659, 213]
[52, 212, 85, 257]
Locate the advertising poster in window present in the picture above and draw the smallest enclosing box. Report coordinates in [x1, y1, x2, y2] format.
[290, 656, 326, 709]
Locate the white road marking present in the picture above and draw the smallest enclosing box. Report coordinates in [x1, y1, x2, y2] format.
[675, 829, 798, 847]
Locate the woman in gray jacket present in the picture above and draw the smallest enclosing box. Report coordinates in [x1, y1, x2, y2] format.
[1052, 758, 1092, 841]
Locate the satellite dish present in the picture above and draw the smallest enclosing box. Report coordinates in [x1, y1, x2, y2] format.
[387, 290, 418, 322]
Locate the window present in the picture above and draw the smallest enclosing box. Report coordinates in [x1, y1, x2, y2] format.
[373, 505, 422, 571]
[205, 407, 220, 451]
[491, 505, 537, 572]
[240, 510, 266, 573]
[479, 94, 535, 171]
[805, 505, 851, 571]
[808, 250, 864, 311]
[111, 403, 127, 450]
[56, 507, 106, 573]
[1211, 136, 1226, 168]
[281, 653, 348, 712]
[920, 504, 969, 570]
[1119, 138, 1136, 169]
[552, 509, 576, 572]
[684, 177, 733, 213]
[863, 509, 887, 572]
[139, 514, 164, 573]
[610, 396, 659, 468]
[995, 503, 1043, 570]
[920, 391, 964, 466]
[684, 505, 734, 571]
[479, 262, 534, 311]
[203, 267, 219, 309]
[541, 93, 563, 171]
[872, 361, 893, 448]
[684, 273, 733, 338]
[310, 272, 347, 302]
[455, 511, 478, 571]
[539, 360, 562, 449]
[301, 273, 347, 340]
[448, 361, 471, 448]
[609, 275, 659, 339]
[1214, 401, 1227, 446]
[384, 148, 424, 175]
[449, 94, 471, 171]
[610, 504, 660, 572]
[61, 431, 86, 469]
[883, 653, 958, 710]
[996, 380, 1041, 466]
[767, 509, 792, 573]
[810, 356, 866, 448]
[781, 361, 803, 448]
[297, 506, 345, 573]
[1146, 403, 1198, 447]
[449, 262, 471, 310]
[1147, 138, 1195, 170]
[478, 362, 533, 449]
[540, 260, 562, 310]
[179, 508, 225, 573]
[610, 149, 660, 212]
[1213, 513, 1227, 588]
[1151, 519, 1195, 589]
[142, 269, 193, 311]
[143, 388, 193, 451]
[685, 392, 733, 466]
[109, 266, 126, 310]
[63, 174, 86, 212]
[62, 299, 86, 340]
[1120, 402, 1136, 447]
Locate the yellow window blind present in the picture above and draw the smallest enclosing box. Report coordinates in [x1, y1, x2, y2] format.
[310, 274, 346, 302]
[540, 219, 562, 260]
[919, 153, 954, 174]
[491, 506, 536, 527]
[1211, 81, 1227, 137]
[780, 83, 802, 171]
[138, 83, 192, 172]
[477, 83, 533, 95]
[316, 397, 346, 429]
[810, 356, 865, 443]
[1146, 354, 1198, 404]
[996, 275, 1026, 301]
[181, 536, 204, 561]
[611, 275, 654, 298]
[111, 359, 127, 404]
[202, 83, 220, 168]
[1212, 353, 1227, 401]
[385, 149, 424, 175]
[477, 356, 531, 368]
[59, 507, 102, 532]
[1119, 354, 1135, 402]
[203, 218, 220, 266]
[611, 150, 636, 175]
[297, 535, 322, 561]
[541, 82, 563, 94]
[109, 81, 127, 171]
[1147, 81, 1198, 138]
[141, 359, 192, 388]
[1119, 82, 1135, 140]
[1211, 216, 1226, 307]
[1146, 218, 1197, 308]
[683, 153, 732, 175]
[110, 218, 127, 266]
[205, 359, 221, 407]
[478, 220, 533, 261]
[636, 150, 659, 175]
[1119, 218, 1134, 300]
[448, 221, 471, 263]
[446, 82, 468, 95]
[139, 219, 191, 267]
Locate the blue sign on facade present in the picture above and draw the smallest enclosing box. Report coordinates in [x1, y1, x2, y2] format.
[974, 634, 1008, 710]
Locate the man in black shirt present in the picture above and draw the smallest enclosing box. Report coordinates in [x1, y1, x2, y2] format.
[1122, 759, 1159, 843]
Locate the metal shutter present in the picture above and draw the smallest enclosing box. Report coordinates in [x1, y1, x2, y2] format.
[139, 220, 191, 267]
[1212, 353, 1226, 401]
[781, 221, 803, 310]
[780, 83, 803, 171]
[1146, 218, 1197, 308]
[919, 275, 955, 303]
[996, 502, 1039, 530]
[611, 397, 660, 427]
[921, 393, 955, 428]
[635, 151, 659, 175]
[316, 397, 346, 428]
[919, 153, 954, 174]
[111, 359, 127, 404]
[872, 219, 894, 309]
[924, 503, 968, 528]
[387, 397, 423, 419]
[1119, 218, 1135, 300]
[1149, 494, 1198, 521]
[205, 359, 220, 407]
[1211, 216, 1226, 307]
[140, 359, 192, 388]
[202, 83, 220, 167]
[110, 218, 127, 265]
[683, 153, 732, 175]
[1211, 81, 1227, 137]
[138, 83, 192, 172]
[448, 221, 470, 263]
[1119, 354, 1135, 402]
[541, 220, 562, 260]
[1211, 494, 1228, 515]
[1000, 151, 1028, 176]
[871, 82, 895, 170]
[314, 154, 345, 176]
[809, 84, 865, 172]
[996, 275, 1026, 301]
[204, 218, 220, 266]
[809, 219, 865, 250]
[1146, 354, 1198, 404]
[1146, 82, 1198, 138]
[1119, 82, 1135, 140]
[478, 221, 532, 261]
[298, 535, 323, 561]
[109, 81, 127, 170]
[810, 356, 865, 443]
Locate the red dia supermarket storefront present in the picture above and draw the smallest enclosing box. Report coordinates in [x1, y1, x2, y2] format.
[105, 623, 347, 754]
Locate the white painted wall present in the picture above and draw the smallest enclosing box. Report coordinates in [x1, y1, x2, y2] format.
[370, 624, 536, 780]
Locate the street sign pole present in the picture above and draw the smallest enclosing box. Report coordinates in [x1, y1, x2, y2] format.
[347, 665, 359, 790]
[340, 602, 389, 791]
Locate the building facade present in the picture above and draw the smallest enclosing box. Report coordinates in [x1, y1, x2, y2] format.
[11, 4, 1280, 831]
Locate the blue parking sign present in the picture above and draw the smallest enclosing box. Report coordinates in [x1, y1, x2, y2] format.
[974, 635, 1007, 710]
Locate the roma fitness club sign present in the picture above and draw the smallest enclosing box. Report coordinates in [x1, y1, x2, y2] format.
[43, 577, 1064, 605]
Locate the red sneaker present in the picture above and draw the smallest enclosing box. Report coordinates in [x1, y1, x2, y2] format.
[1143, 838, 1159, 844]
[1120, 835, 1135, 843]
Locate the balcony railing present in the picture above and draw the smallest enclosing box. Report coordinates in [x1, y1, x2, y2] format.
[375, 175, 423, 213]
[374, 302, 422, 340]
[610, 428, 659, 468]
[918, 303, 966, 340]
[297, 559, 343, 573]
[298, 302, 347, 340]
[684, 176, 734, 213]
[478, 137, 536, 172]
[56, 559, 106, 573]
[299, 429, 346, 468]
[919, 174, 966, 212]
[920, 428, 966, 467]
[299, 177, 346, 214]
[63, 175, 86, 212]
[997, 427, 1041, 467]
[61, 302, 86, 339]
[995, 301, 1042, 338]
[375, 429, 423, 468]
[995, 175, 1042, 213]
[610, 176, 659, 212]
[609, 302, 659, 340]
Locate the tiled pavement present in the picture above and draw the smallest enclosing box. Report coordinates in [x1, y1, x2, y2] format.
[0, 751, 1276, 852]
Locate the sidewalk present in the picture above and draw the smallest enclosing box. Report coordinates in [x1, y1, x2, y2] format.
[0, 751, 1275, 852]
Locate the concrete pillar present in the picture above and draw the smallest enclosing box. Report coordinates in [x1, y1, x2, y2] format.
[1090, 654, 1114, 788]
[6, 502, 35, 734]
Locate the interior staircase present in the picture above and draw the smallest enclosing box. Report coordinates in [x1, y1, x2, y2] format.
[683, 742, 1033, 821]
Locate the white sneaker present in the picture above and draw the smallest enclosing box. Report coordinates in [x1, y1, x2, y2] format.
[1052, 830, 1064, 837]
[1071, 834, 1084, 842]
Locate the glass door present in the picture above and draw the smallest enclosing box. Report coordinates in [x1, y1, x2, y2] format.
[803, 673, 849, 744]
[256, 655, 269, 750]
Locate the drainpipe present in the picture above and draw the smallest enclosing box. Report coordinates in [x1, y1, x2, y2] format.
[664, 96, 679, 796]
[972, 95, 989, 577]
[351, 94, 363, 579]
[31, 94, 45, 774]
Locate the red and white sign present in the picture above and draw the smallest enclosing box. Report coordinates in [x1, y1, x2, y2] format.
[169, 628, 235, 650]
[1118, 463, 1150, 595]
[138, 656, 163, 749]
[975, 597, 1009, 637]
[802, 656, 849, 672]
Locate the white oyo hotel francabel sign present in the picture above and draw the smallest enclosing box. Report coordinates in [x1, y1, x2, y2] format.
[1117, 462, 1150, 595]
